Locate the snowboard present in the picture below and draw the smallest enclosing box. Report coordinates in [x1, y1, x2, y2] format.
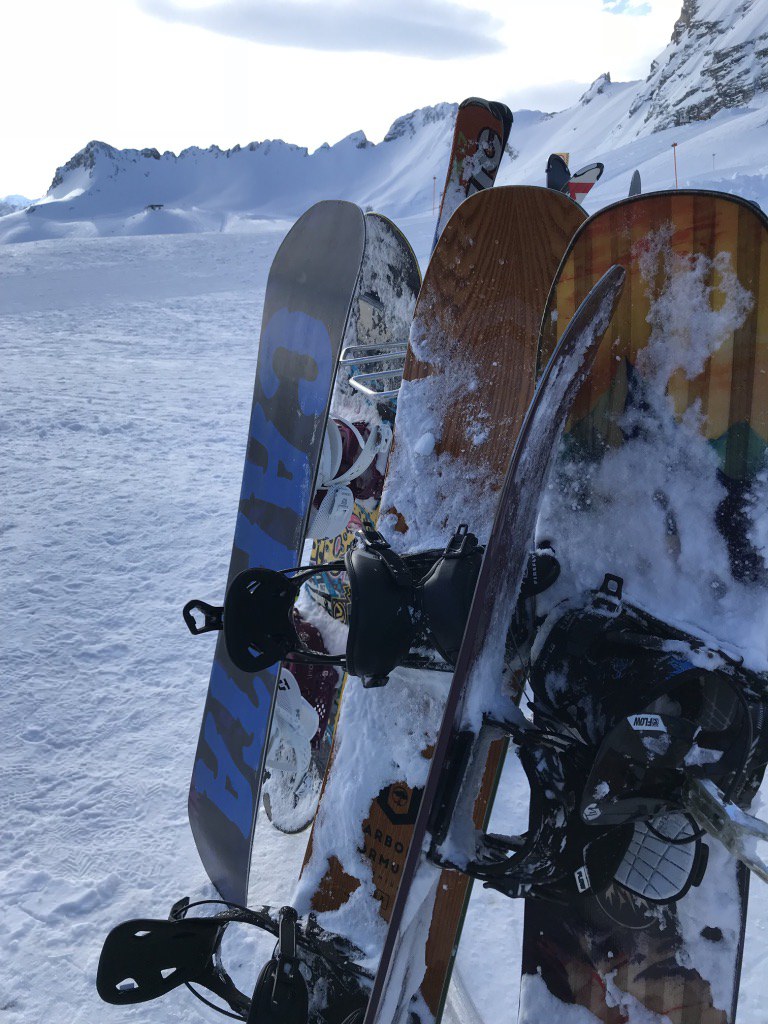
[546, 153, 571, 192]
[308, 95, 513, 633]
[265, 214, 421, 833]
[546, 155, 604, 204]
[294, 98, 510, 828]
[566, 161, 604, 205]
[520, 190, 768, 1023]
[293, 186, 588, 1024]
[629, 168, 642, 197]
[431, 97, 513, 251]
[185, 201, 365, 903]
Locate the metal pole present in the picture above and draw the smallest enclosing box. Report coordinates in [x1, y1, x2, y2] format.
[672, 143, 679, 189]
[432, 176, 437, 215]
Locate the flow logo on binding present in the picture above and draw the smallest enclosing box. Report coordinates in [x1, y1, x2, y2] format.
[575, 865, 591, 894]
[627, 714, 667, 732]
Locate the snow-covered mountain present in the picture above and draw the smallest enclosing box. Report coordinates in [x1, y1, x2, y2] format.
[629, 0, 768, 131]
[0, 106, 460, 244]
[1, 0, 767, 246]
[0, 194, 31, 217]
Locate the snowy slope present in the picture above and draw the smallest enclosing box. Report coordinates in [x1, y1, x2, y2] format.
[3, 82, 767, 248]
[628, 0, 768, 131]
[0, 195, 30, 218]
[4, 211, 768, 1024]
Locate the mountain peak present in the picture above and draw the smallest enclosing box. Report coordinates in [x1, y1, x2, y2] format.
[629, 0, 768, 132]
[580, 73, 612, 106]
[383, 102, 456, 142]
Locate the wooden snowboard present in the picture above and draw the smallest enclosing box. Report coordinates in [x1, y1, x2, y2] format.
[294, 186, 586, 1023]
[521, 191, 768, 1023]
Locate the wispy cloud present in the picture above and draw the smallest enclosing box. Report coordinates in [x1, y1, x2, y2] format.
[602, 0, 652, 14]
[136, 0, 504, 59]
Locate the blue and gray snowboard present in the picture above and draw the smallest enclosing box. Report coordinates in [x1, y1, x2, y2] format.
[188, 202, 365, 903]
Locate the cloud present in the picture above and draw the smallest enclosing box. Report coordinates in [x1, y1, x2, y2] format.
[136, 0, 505, 59]
[602, 0, 652, 14]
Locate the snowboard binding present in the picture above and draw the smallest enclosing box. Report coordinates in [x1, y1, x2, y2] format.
[184, 525, 560, 686]
[97, 898, 370, 1023]
[261, 666, 323, 834]
[432, 574, 768, 904]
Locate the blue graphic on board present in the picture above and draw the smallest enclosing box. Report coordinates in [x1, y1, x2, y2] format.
[190, 308, 334, 842]
[192, 664, 273, 839]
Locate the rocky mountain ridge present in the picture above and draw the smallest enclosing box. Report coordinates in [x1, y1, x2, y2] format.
[628, 0, 768, 131]
[2, 0, 767, 244]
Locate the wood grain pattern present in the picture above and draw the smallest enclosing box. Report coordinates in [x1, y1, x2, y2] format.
[300, 186, 587, 1019]
[408, 188, 585, 1020]
[409, 187, 586, 465]
[539, 192, 768, 476]
[523, 190, 768, 1024]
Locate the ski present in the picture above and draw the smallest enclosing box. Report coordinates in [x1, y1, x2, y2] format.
[629, 167, 642, 196]
[431, 96, 513, 251]
[183, 201, 365, 903]
[518, 190, 768, 1023]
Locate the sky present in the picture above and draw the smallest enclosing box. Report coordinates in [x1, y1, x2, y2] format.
[2, 0, 685, 199]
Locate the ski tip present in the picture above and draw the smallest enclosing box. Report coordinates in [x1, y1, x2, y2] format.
[629, 169, 642, 197]
[546, 153, 571, 192]
[456, 97, 513, 138]
[572, 161, 605, 180]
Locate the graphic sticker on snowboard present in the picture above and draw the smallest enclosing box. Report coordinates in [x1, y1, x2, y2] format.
[431, 97, 513, 251]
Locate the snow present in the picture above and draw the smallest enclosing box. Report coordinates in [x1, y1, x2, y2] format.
[4, 25, 768, 246]
[1, 228, 278, 1023]
[538, 238, 768, 672]
[5, 0, 768, 1018]
[5, 188, 768, 1024]
[294, 664, 448, 965]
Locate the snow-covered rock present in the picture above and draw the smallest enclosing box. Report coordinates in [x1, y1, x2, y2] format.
[0, 194, 30, 216]
[579, 72, 612, 106]
[628, 0, 768, 131]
